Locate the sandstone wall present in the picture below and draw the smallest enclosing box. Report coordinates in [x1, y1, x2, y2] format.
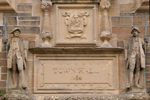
[0, 0, 149, 98]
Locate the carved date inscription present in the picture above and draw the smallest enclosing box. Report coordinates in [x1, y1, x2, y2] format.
[38, 59, 113, 88]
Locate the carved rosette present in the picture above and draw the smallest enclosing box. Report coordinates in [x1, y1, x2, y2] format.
[100, 0, 112, 47]
[40, 2, 52, 47]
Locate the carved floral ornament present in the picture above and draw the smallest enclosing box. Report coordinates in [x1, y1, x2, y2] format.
[100, 0, 111, 10]
[62, 11, 90, 39]
[41, 2, 52, 11]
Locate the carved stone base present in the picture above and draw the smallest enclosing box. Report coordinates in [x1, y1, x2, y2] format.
[3, 92, 150, 100]
[34, 93, 150, 100]
[3, 89, 35, 100]
[41, 41, 52, 47]
[101, 41, 112, 47]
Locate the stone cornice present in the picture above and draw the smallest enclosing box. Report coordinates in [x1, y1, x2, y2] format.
[51, 0, 101, 4]
[0, 0, 16, 12]
[29, 47, 124, 54]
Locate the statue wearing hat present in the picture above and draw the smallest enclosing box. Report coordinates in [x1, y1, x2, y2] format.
[125, 26, 148, 90]
[7, 28, 27, 89]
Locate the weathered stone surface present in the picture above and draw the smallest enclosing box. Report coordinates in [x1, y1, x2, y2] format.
[3, 91, 35, 100]
[33, 93, 150, 100]
[18, 16, 40, 20]
[120, 4, 135, 12]
[19, 21, 40, 26]
[17, 4, 32, 12]
[3, 13, 32, 17]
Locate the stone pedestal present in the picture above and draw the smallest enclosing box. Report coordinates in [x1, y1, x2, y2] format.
[3, 89, 35, 100]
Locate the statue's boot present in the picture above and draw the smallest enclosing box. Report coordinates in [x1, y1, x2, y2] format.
[135, 84, 142, 89]
[22, 84, 27, 89]
[126, 84, 131, 89]
[135, 70, 142, 88]
[11, 84, 17, 89]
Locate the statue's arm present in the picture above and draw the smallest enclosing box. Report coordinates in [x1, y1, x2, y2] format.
[125, 40, 128, 60]
[142, 38, 148, 52]
[23, 39, 28, 62]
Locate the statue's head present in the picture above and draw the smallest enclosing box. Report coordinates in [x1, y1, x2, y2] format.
[11, 28, 21, 37]
[131, 27, 140, 37]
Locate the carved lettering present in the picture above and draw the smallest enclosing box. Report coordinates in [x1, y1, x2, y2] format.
[53, 68, 99, 74]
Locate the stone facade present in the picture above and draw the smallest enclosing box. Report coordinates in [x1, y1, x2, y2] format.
[0, 0, 149, 100]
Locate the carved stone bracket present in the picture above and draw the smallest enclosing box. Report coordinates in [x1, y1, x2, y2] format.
[40, 1, 52, 47]
[100, 0, 112, 47]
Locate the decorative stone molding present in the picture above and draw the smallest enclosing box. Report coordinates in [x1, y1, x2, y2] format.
[40, 1, 52, 47]
[100, 0, 112, 47]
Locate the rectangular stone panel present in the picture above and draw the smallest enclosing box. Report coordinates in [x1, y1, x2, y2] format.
[34, 54, 119, 94]
[54, 4, 98, 47]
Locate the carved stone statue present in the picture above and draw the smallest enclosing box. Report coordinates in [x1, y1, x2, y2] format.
[125, 26, 148, 89]
[7, 28, 27, 89]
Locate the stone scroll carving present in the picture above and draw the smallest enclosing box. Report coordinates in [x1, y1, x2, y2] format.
[62, 11, 89, 39]
[7, 28, 27, 89]
[125, 26, 149, 90]
[100, 0, 112, 47]
[40, 2, 52, 47]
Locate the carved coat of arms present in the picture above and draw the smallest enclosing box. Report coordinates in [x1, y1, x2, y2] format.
[62, 11, 89, 39]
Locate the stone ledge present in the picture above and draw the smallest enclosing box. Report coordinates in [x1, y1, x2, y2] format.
[29, 47, 124, 54]
[51, 0, 100, 4]
[3, 92, 150, 100]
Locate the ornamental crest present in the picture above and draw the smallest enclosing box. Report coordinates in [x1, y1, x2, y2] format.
[62, 11, 89, 39]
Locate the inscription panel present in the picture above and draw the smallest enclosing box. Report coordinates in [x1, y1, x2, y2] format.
[34, 55, 118, 94]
